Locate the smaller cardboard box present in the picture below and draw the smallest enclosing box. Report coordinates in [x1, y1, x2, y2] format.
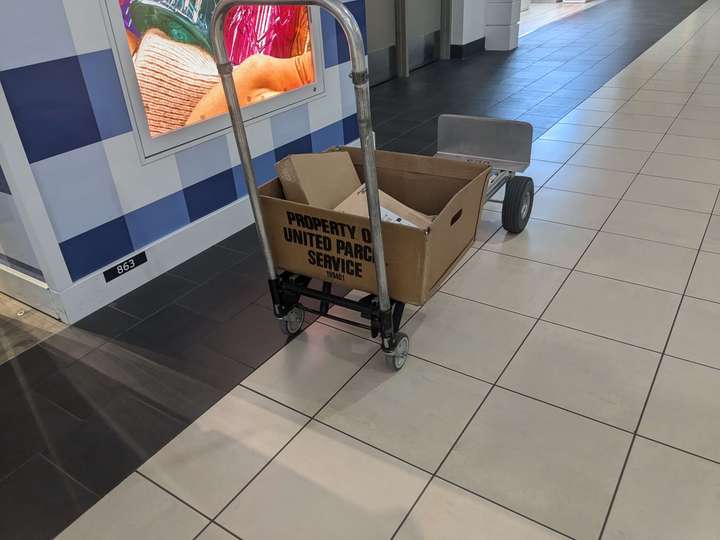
[276, 152, 361, 209]
[334, 185, 433, 230]
[259, 148, 491, 305]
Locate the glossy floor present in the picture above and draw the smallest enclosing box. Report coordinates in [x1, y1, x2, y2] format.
[519, 0, 610, 37]
[4, 0, 720, 538]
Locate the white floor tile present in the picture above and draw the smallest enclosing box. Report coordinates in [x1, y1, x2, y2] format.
[441, 250, 569, 317]
[695, 82, 720, 95]
[396, 478, 564, 540]
[679, 104, 720, 122]
[687, 251, 720, 303]
[523, 159, 563, 186]
[651, 71, 704, 83]
[475, 210, 502, 246]
[624, 174, 719, 213]
[702, 215, 720, 253]
[640, 356, 720, 462]
[318, 353, 490, 470]
[485, 191, 504, 214]
[217, 422, 428, 540]
[532, 188, 618, 229]
[664, 62, 712, 75]
[531, 140, 582, 163]
[545, 164, 635, 198]
[669, 117, 720, 139]
[402, 293, 534, 381]
[592, 86, 638, 100]
[139, 387, 307, 516]
[577, 232, 696, 293]
[621, 64, 663, 77]
[615, 70, 655, 81]
[569, 145, 651, 173]
[667, 296, 720, 369]
[484, 218, 595, 268]
[633, 89, 691, 104]
[603, 200, 710, 249]
[605, 76, 648, 90]
[439, 389, 630, 540]
[605, 112, 675, 133]
[242, 324, 379, 415]
[587, 127, 663, 151]
[688, 93, 720, 108]
[618, 100, 684, 117]
[661, 132, 720, 159]
[577, 97, 626, 112]
[57, 474, 207, 540]
[441, 247, 478, 286]
[642, 152, 720, 185]
[540, 123, 599, 144]
[642, 79, 699, 93]
[604, 437, 720, 540]
[196, 524, 236, 540]
[501, 322, 659, 430]
[558, 109, 614, 127]
[543, 272, 681, 351]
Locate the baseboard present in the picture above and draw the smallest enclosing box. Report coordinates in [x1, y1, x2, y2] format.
[369, 46, 397, 86]
[51, 135, 361, 324]
[369, 31, 441, 85]
[54, 196, 254, 323]
[0, 264, 59, 319]
[450, 38, 486, 59]
[408, 31, 441, 71]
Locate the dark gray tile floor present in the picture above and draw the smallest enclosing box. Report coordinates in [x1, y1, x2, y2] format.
[373, 0, 708, 153]
[0, 0, 708, 537]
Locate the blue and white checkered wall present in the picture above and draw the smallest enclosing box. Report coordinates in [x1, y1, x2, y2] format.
[0, 0, 365, 283]
[0, 163, 44, 280]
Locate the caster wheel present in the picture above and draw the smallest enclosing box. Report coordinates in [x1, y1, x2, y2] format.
[279, 307, 305, 336]
[385, 332, 409, 371]
[502, 176, 534, 233]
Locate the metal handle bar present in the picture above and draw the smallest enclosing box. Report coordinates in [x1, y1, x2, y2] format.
[211, 0, 392, 314]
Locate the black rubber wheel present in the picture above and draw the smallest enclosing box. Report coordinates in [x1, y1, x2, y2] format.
[279, 307, 305, 336]
[385, 333, 409, 371]
[502, 176, 534, 234]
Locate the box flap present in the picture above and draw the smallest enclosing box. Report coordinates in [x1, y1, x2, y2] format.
[335, 185, 433, 230]
[341, 146, 491, 215]
[276, 152, 361, 209]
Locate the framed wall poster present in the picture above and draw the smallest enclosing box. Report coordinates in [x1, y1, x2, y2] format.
[104, 0, 326, 159]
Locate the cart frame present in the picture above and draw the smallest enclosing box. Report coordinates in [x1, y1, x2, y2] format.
[436, 114, 535, 234]
[211, 0, 409, 368]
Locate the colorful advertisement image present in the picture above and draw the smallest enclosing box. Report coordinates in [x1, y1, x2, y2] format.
[119, 0, 315, 137]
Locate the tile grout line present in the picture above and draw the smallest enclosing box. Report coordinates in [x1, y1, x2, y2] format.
[45, 6, 720, 539]
[663, 351, 720, 373]
[479, 246, 696, 296]
[203, 335, 386, 527]
[635, 433, 720, 467]
[437, 289, 666, 354]
[390, 67, 681, 537]
[596, 11, 720, 534]
[597, 186, 720, 539]
[36, 453, 101, 499]
[135, 470, 215, 522]
[387, 159, 633, 538]
[433, 476, 577, 540]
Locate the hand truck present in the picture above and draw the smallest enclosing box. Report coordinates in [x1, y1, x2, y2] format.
[436, 114, 535, 234]
[211, 0, 411, 370]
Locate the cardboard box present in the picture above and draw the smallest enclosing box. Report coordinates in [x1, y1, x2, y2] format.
[259, 148, 491, 305]
[276, 151, 361, 209]
[334, 185, 434, 230]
